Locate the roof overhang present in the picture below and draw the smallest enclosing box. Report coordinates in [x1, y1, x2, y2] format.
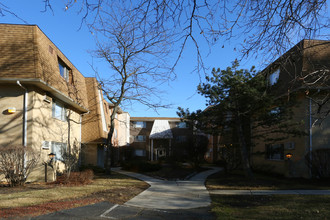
[149, 120, 173, 139]
[0, 78, 88, 113]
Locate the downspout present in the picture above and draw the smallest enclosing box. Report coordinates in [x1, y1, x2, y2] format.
[79, 111, 90, 166]
[309, 97, 313, 177]
[17, 81, 28, 177]
[17, 81, 27, 147]
[79, 114, 82, 166]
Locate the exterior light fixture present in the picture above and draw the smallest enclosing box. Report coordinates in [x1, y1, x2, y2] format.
[7, 107, 16, 114]
[285, 153, 293, 160]
[45, 153, 56, 183]
[48, 153, 56, 160]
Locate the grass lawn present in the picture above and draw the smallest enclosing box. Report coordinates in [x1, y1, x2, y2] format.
[0, 172, 148, 218]
[208, 170, 330, 219]
[206, 170, 330, 190]
[211, 194, 330, 220]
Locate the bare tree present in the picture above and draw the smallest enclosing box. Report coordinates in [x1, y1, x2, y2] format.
[2, 1, 328, 69]
[0, 145, 39, 186]
[61, 0, 329, 68]
[91, 4, 173, 173]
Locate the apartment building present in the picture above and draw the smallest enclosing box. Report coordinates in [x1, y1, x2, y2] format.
[251, 39, 330, 178]
[0, 24, 127, 181]
[129, 117, 193, 161]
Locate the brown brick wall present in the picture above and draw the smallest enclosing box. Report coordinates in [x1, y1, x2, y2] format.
[82, 77, 110, 143]
[302, 40, 330, 76]
[34, 26, 88, 108]
[0, 24, 36, 78]
[0, 24, 89, 108]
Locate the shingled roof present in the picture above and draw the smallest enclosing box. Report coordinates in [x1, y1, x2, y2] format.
[149, 120, 173, 139]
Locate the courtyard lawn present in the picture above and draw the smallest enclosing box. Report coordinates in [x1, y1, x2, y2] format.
[0, 172, 148, 218]
[206, 170, 330, 190]
[212, 194, 330, 220]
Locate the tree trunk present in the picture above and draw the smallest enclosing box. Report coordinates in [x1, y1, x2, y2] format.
[104, 131, 112, 175]
[235, 114, 253, 178]
[104, 106, 117, 175]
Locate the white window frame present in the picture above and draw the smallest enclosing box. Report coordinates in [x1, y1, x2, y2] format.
[52, 101, 67, 121]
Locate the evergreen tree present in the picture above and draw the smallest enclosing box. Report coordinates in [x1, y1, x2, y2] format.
[180, 60, 305, 177]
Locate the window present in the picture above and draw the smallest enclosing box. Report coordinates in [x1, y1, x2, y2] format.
[114, 128, 117, 138]
[266, 144, 284, 160]
[134, 135, 146, 142]
[51, 142, 67, 161]
[269, 69, 280, 86]
[176, 122, 187, 128]
[270, 107, 281, 115]
[175, 136, 187, 143]
[135, 149, 145, 157]
[269, 107, 284, 122]
[284, 142, 295, 150]
[52, 101, 67, 121]
[58, 59, 70, 82]
[42, 141, 51, 150]
[133, 121, 146, 128]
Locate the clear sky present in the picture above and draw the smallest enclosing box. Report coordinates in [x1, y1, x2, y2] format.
[0, 1, 310, 117]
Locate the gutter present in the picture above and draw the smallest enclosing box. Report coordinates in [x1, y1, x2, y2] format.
[16, 81, 28, 177]
[0, 78, 88, 113]
[78, 110, 90, 166]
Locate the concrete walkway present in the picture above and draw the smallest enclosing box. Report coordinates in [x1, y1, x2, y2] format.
[112, 167, 222, 210]
[209, 189, 330, 195]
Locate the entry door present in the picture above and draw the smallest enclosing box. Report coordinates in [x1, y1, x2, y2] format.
[97, 144, 105, 168]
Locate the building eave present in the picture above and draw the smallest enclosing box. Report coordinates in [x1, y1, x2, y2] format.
[0, 78, 88, 113]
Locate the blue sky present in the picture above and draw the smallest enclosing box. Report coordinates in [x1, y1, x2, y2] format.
[1, 1, 314, 117]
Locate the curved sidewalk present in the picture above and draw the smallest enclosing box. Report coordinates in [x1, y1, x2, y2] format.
[112, 167, 222, 210]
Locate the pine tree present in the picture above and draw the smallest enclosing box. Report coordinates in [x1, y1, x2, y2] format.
[181, 60, 305, 177]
